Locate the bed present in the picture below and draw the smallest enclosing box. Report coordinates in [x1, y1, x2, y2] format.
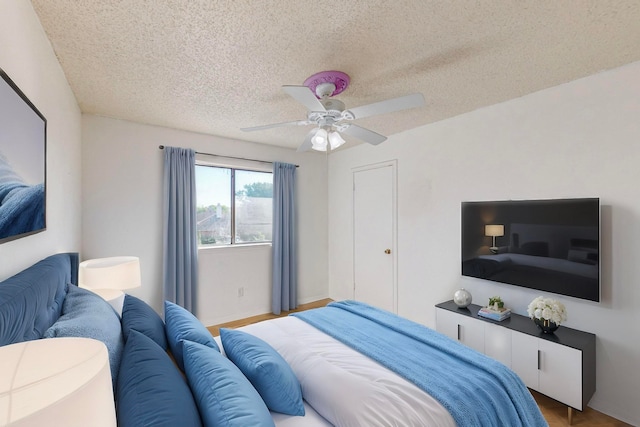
[0, 253, 548, 427]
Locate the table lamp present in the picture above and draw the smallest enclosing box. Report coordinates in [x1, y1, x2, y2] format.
[485, 224, 504, 254]
[79, 256, 141, 315]
[0, 337, 116, 427]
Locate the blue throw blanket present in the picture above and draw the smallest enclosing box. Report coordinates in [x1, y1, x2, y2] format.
[292, 300, 548, 427]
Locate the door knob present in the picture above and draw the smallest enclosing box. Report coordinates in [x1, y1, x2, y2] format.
[384, 249, 391, 254]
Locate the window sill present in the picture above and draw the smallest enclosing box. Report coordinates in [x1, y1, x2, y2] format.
[198, 242, 272, 252]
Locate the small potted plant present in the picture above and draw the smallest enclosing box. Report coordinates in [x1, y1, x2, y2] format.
[488, 296, 504, 311]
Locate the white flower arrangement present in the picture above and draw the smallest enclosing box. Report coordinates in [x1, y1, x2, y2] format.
[527, 296, 567, 325]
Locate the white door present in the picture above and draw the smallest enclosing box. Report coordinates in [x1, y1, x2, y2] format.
[538, 340, 583, 410]
[435, 308, 460, 341]
[435, 308, 484, 352]
[511, 332, 540, 390]
[484, 323, 512, 367]
[455, 315, 485, 353]
[353, 162, 396, 313]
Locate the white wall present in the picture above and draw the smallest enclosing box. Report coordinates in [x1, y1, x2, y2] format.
[327, 61, 640, 424]
[81, 115, 329, 324]
[8, 2, 636, 419]
[0, 0, 81, 280]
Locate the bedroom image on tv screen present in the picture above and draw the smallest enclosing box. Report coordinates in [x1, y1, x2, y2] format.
[461, 198, 600, 302]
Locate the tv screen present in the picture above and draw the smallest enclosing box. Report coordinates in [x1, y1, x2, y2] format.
[461, 198, 600, 302]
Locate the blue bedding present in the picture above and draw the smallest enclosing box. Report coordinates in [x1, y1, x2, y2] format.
[293, 300, 548, 427]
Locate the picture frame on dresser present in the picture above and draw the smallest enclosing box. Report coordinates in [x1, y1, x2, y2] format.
[0, 67, 47, 244]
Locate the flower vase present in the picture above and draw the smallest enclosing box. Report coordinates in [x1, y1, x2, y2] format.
[534, 317, 559, 334]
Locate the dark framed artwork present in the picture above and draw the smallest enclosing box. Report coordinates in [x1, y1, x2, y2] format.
[0, 67, 47, 243]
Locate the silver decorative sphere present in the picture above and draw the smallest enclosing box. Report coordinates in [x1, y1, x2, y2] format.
[453, 288, 472, 308]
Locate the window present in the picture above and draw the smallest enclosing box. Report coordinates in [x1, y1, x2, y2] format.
[195, 165, 273, 246]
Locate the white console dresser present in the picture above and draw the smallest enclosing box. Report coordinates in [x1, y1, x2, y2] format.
[436, 300, 596, 423]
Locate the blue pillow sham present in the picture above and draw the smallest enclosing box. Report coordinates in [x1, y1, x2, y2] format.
[164, 301, 219, 370]
[220, 328, 304, 416]
[43, 285, 123, 385]
[121, 294, 167, 350]
[117, 330, 202, 427]
[183, 340, 275, 427]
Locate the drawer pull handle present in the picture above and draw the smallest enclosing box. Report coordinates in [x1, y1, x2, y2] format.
[537, 350, 541, 370]
[457, 324, 461, 341]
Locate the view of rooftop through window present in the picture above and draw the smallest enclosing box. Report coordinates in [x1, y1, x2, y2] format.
[195, 165, 273, 245]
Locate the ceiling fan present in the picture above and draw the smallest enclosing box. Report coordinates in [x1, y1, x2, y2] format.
[240, 71, 426, 152]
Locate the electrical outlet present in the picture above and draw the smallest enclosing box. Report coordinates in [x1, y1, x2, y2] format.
[237, 287, 244, 297]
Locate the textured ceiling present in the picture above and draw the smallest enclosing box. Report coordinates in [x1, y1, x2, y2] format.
[31, 1, 640, 151]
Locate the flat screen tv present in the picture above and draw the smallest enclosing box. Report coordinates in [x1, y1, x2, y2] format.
[461, 198, 600, 302]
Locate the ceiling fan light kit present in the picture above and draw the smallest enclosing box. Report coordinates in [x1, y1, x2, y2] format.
[241, 70, 425, 152]
[310, 127, 346, 152]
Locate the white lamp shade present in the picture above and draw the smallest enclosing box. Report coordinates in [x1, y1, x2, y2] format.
[485, 224, 505, 237]
[0, 337, 116, 427]
[311, 128, 328, 151]
[79, 256, 141, 290]
[328, 131, 345, 150]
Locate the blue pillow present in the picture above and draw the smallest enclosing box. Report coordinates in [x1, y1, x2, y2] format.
[183, 341, 275, 427]
[117, 330, 202, 427]
[220, 328, 304, 416]
[121, 294, 167, 350]
[43, 285, 123, 386]
[164, 301, 219, 370]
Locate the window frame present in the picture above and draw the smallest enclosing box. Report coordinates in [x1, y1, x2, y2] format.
[195, 160, 273, 247]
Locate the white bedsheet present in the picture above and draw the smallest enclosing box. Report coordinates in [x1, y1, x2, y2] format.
[271, 401, 333, 427]
[216, 316, 456, 427]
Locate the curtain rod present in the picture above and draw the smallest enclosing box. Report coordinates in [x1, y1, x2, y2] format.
[158, 145, 299, 167]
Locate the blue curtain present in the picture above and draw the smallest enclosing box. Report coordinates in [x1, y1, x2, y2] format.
[272, 162, 297, 315]
[162, 146, 198, 314]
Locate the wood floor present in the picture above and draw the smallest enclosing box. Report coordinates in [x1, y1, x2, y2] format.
[206, 298, 332, 337]
[207, 299, 629, 427]
[531, 391, 631, 427]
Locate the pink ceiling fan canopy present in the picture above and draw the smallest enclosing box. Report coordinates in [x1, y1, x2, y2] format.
[303, 70, 350, 98]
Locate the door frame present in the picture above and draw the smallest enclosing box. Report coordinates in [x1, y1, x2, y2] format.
[351, 159, 398, 313]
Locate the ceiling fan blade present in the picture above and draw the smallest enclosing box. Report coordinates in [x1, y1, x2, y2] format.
[297, 128, 317, 152]
[341, 124, 387, 145]
[346, 93, 425, 120]
[282, 86, 326, 112]
[240, 120, 310, 132]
